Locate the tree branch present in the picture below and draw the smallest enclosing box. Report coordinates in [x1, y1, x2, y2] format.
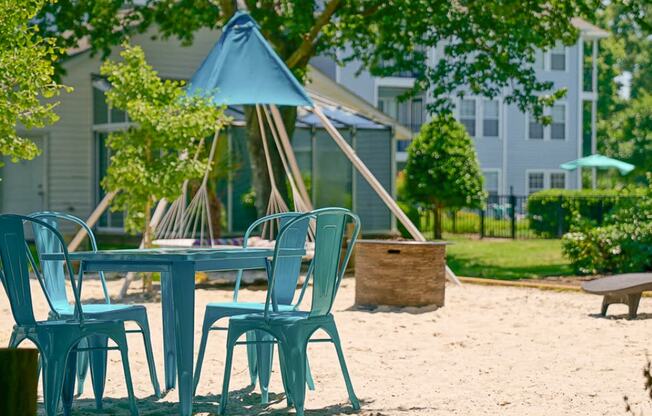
[218, 0, 236, 23]
[285, 0, 342, 69]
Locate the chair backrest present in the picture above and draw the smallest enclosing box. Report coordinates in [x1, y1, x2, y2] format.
[265, 208, 360, 318]
[242, 212, 310, 305]
[0, 214, 82, 326]
[29, 211, 110, 308]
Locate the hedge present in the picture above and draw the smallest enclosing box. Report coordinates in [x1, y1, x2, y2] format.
[527, 189, 629, 238]
[561, 185, 652, 274]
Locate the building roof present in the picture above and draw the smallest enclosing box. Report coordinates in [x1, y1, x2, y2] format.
[305, 66, 413, 139]
[572, 18, 609, 39]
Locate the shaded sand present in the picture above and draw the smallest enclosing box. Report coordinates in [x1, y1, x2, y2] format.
[1, 276, 651, 415]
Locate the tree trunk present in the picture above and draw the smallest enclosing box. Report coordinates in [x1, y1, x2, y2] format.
[433, 204, 443, 240]
[244, 105, 297, 216]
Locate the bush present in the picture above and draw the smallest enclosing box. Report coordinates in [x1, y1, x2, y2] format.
[562, 222, 652, 274]
[527, 189, 626, 238]
[561, 182, 652, 274]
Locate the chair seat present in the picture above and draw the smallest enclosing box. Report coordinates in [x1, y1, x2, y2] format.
[205, 301, 295, 312]
[56, 303, 146, 318]
[13, 318, 123, 335]
[230, 311, 332, 326]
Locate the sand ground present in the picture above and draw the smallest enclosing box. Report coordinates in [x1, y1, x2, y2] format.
[1, 276, 651, 415]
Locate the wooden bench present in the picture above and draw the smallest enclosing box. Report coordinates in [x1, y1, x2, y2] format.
[581, 273, 652, 319]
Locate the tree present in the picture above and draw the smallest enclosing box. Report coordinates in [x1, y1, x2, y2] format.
[0, 0, 67, 168]
[403, 115, 485, 239]
[591, 2, 651, 184]
[100, 43, 229, 291]
[38, 0, 603, 215]
[601, 92, 652, 184]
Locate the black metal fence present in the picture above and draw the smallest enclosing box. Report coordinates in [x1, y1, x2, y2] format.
[417, 193, 644, 240]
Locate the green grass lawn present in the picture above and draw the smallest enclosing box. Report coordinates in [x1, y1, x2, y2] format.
[444, 235, 574, 280]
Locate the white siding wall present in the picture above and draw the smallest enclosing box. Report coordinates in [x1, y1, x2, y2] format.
[42, 28, 220, 228]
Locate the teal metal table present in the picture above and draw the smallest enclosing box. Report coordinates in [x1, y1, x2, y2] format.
[41, 247, 298, 416]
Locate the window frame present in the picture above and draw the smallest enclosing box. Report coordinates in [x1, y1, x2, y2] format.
[525, 102, 568, 142]
[549, 171, 567, 189]
[455, 97, 502, 140]
[549, 42, 568, 72]
[532, 43, 568, 72]
[482, 168, 502, 196]
[525, 170, 568, 194]
[377, 86, 426, 134]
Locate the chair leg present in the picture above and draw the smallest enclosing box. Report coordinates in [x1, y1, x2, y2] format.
[61, 344, 79, 416]
[323, 322, 360, 410]
[305, 355, 315, 391]
[276, 342, 294, 408]
[245, 331, 259, 388]
[8, 329, 23, 348]
[218, 330, 238, 415]
[74, 337, 89, 396]
[628, 293, 642, 319]
[88, 334, 108, 410]
[279, 338, 307, 416]
[42, 349, 70, 416]
[111, 332, 139, 416]
[600, 296, 610, 316]
[254, 330, 274, 404]
[135, 317, 161, 397]
[193, 314, 217, 395]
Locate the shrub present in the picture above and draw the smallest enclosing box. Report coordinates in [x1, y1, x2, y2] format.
[527, 189, 628, 238]
[561, 181, 652, 274]
[403, 114, 485, 239]
[562, 222, 652, 274]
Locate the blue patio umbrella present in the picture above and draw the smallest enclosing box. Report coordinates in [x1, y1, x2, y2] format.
[186, 11, 313, 107]
[560, 154, 635, 176]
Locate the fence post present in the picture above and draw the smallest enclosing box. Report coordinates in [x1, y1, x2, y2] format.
[557, 195, 564, 238]
[509, 187, 516, 239]
[480, 208, 485, 239]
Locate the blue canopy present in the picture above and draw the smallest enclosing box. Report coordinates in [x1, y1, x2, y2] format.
[186, 11, 313, 107]
[560, 154, 635, 175]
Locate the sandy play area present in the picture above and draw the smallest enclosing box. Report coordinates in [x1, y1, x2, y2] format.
[2, 276, 651, 415]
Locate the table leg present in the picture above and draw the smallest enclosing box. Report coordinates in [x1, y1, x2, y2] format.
[161, 270, 177, 390]
[171, 261, 196, 416]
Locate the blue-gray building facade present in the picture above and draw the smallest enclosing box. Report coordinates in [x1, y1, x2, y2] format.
[311, 19, 608, 197]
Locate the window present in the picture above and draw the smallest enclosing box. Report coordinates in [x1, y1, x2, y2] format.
[528, 113, 544, 140]
[551, 105, 566, 140]
[96, 132, 124, 229]
[484, 171, 500, 200]
[528, 172, 545, 194]
[377, 87, 425, 136]
[483, 100, 499, 137]
[550, 172, 566, 189]
[410, 98, 424, 132]
[534, 49, 545, 70]
[550, 43, 566, 71]
[93, 77, 130, 230]
[460, 99, 476, 137]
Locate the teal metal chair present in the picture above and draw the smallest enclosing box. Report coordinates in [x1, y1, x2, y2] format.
[193, 212, 315, 402]
[27, 211, 160, 406]
[0, 214, 138, 416]
[218, 208, 361, 416]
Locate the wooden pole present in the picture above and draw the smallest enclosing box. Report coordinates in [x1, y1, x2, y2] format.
[313, 106, 460, 285]
[67, 191, 117, 252]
